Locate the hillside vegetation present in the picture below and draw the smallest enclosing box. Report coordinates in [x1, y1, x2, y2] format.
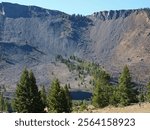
[1, 56, 150, 113]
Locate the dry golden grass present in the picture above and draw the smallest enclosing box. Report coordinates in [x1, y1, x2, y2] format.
[84, 103, 150, 113]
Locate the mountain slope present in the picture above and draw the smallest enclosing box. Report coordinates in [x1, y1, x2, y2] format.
[87, 9, 150, 84]
[0, 2, 150, 87]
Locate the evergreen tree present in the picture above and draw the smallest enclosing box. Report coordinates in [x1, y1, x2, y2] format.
[40, 85, 47, 108]
[28, 71, 44, 112]
[14, 68, 30, 112]
[0, 92, 10, 112]
[63, 85, 72, 112]
[58, 87, 68, 112]
[118, 65, 137, 106]
[47, 79, 62, 112]
[14, 68, 44, 113]
[47, 79, 72, 113]
[56, 85, 72, 113]
[3, 100, 9, 112]
[0, 86, 11, 112]
[92, 79, 106, 108]
[138, 86, 145, 104]
[92, 80, 110, 108]
[109, 86, 120, 107]
[92, 70, 111, 108]
[11, 99, 16, 112]
[145, 82, 150, 102]
[0, 93, 4, 112]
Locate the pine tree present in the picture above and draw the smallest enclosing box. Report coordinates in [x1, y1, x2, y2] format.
[92, 79, 105, 108]
[40, 85, 47, 108]
[14, 68, 44, 113]
[118, 65, 137, 106]
[58, 87, 68, 112]
[138, 86, 145, 104]
[92, 79, 109, 108]
[28, 71, 44, 112]
[47, 79, 72, 113]
[145, 82, 150, 102]
[11, 99, 16, 112]
[0, 93, 4, 112]
[3, 100, 9, 112]
[92, 70, 111, 108]
[63, 85, 72, 112]
[47, 79, 62, 112]
[0, 86, 12, 113]
[14, 68, 30, 112]
[108, 85, 120, 107]
[0, 92, 10, 112]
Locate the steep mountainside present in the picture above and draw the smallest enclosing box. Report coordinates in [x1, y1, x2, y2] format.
[87, 9, 150, 84]
[0, 2, 150, 87]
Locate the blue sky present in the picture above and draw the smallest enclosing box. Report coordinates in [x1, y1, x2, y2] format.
[0, 0, 150, 15]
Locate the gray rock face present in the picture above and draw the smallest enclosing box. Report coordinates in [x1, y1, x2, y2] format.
[91, 10, 137, 20]
[0, 2, 150, 87]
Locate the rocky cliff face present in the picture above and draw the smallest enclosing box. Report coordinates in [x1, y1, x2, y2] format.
[90, 9, 136, 20]
[0, 2, 150, 87]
